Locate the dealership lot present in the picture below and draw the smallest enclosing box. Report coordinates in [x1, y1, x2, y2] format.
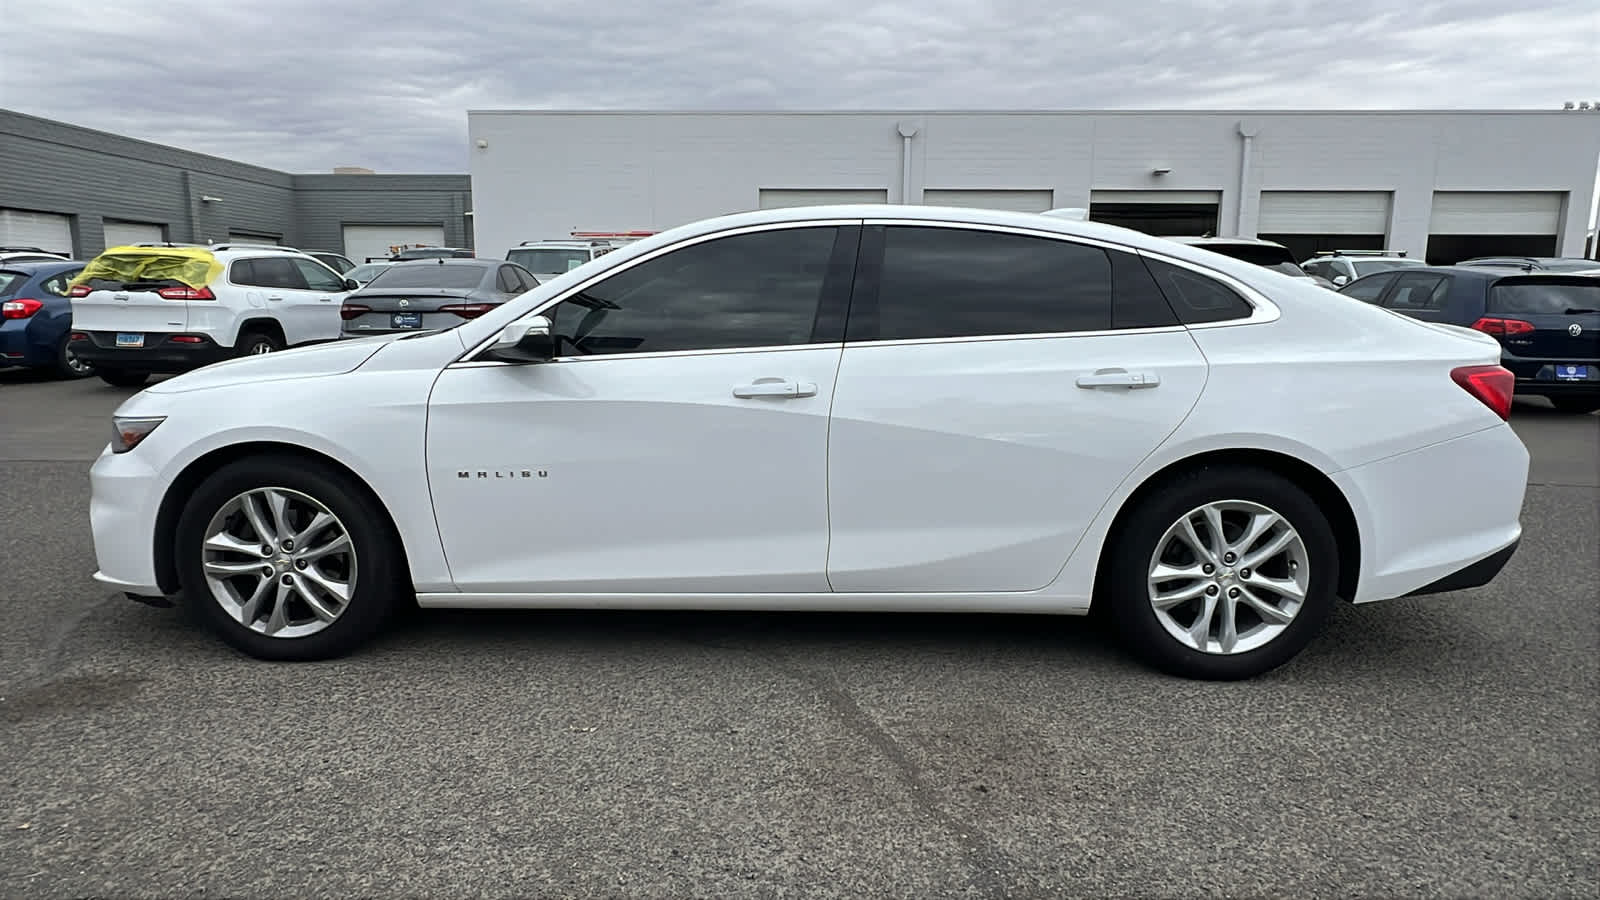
[1, 369, 1596, 897]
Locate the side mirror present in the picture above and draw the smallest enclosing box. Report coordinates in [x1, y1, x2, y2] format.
[1333, 275, 1349, 286]
[344, 278, 360, 291]
[486, 314, 555, 364]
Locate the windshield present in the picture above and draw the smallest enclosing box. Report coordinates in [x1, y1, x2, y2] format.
[0, 271, 26, 296]
[1489, 281, 1600, 315]
[508, 248, 591, 272]
[365, 263, 485, 290]
[1352, 259, 1423, 276]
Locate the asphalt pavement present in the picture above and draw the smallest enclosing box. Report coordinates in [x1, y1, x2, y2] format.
[2, 366, 1596, 898]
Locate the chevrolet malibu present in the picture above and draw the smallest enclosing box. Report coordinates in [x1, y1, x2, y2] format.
[89, 206, 1529, 679]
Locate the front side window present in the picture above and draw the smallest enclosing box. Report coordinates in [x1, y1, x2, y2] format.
[1341, 272, 1397, 303]
[852, 226, 1115, 341]
[547, 226, 843, 356]
[292, 258, 347, 292]
[1382, 273, 1448, 311]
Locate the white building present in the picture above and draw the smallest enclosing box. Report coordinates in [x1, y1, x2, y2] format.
[467, 110, 1600, 265]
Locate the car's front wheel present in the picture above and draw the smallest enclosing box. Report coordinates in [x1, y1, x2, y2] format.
[174, 456, 405, 660]
[1102, 465, 1339, 680]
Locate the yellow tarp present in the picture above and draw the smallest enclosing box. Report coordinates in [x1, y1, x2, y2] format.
[69, 246, 223, 290]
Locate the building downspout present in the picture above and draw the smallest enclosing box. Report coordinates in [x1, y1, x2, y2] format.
[1236, 119, 1260, 235]
[897, 121, 919, 204]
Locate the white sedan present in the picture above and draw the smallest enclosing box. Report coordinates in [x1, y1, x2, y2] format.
[89, 205, 1529, 679]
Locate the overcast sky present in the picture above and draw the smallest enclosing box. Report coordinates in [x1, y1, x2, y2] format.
[5, 0, 1598, 173]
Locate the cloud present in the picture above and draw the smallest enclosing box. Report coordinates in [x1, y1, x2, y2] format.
[3, 0, 1597, 172]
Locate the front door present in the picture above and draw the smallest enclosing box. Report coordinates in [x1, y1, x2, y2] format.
[825, 224, 1209, 593]
[289, 258, 350, 342]
[426, 223, 860, 594]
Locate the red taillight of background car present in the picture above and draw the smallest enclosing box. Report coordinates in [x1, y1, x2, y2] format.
[156, 285, 215, 300]
[1469, 317, 1534, 336]
[439, 303, 494, 319]
[340, 303, 371, 321]
[68, 284, 92, 298]
[1451, 364, 1515, 420]
[70, 332, 88, 342]
[169, 335, 206, 344]
[2, 298, 44, 319]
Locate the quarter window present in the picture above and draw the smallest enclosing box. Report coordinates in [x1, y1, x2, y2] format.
[547, 226, 845, 356]
[852, 226, 1115, 341]
[1142, 257, 1256, 324]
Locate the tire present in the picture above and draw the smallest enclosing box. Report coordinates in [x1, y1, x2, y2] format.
[174, 455, 405, 661]
[54, 334, 95, 379]
[1101, 464, 1339, 680]
[97, 368, 150, 387]
[235, 329, 284, 357]
[1548, 396, 1600, 415]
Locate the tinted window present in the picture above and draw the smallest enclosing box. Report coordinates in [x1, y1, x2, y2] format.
[42, 270, 80, 296]
[1382, 273, 1448, 311]
[1111, 250, 1179, 329]
[854, 226, 1112, 341]
[1351, 259, 1422, 277]
[233, 257, 307, 290]
[510, 248, 591, 273]
[1340, 272, 1397, 303]
[292, 258, 347, 292]
[497, 267, 521, 293]
[513, 266, 539, 291]
[1489, 280, 1600, 315]
[366, 264, 486, 290]
[0, 271, 26, 296]
[1142, 257, 1255, 324]
[548, 226, 840, 356]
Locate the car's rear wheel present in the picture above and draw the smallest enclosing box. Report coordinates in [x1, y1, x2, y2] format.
[1102, 465, 1339, 680]
[97, 367, 149, 387]
[1548, 396, 1600, 415]
[174, 456, 404, 660]
[55, 334, 95, 378]
[236, 330, 284, 357]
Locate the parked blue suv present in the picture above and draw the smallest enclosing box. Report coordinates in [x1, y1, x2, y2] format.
[0, 260, 93, 378]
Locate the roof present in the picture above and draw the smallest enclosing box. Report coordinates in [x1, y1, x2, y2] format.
[0, 259, 84, 275]
[387, 257, 497, 269]
[1391, 266, 1600, 281]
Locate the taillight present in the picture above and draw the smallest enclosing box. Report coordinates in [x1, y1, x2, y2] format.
[1, 298, 43, 319]
[169, 335, 206, 344]
[156, 285, 215, 300]
[340, 303, 371, 320]
[70, 332, 88, 342]
[1470, 317, 1534, 336]
[68, 284, 92, 298]
[439, 303, 494, 319]
[1451, 364, 1515, 420]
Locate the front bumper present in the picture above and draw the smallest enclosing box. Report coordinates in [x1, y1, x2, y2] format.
[89, 444, 166, 596]
[71, 331, 230, 372]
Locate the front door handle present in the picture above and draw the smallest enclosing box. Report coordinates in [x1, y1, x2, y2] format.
[733, 377, 818, 399]
[267, 295, 284, 302]
[1076, 368, 1160, 389]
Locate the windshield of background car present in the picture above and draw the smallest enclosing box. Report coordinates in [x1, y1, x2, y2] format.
[0, 271, 27, 296]
[71, 250, 222, 290]
[508, 248, 590, 272]
[1352, 259, 1423, 276]
[364, 264, 484, 290]
[1489, 280, 1600, 315]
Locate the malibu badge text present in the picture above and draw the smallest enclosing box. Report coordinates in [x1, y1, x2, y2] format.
[458, 469, 548, 479]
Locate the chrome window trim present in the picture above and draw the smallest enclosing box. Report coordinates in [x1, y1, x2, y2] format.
[840, 324, 1188, 350]
[456, 219, 862, 363]
[448, 341, 845, 369]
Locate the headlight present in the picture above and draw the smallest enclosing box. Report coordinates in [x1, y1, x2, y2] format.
[111, 416, 166, 453]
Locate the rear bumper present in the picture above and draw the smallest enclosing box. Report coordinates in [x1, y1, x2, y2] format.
[1403, 537, 1520, 597]
[71, 331, 230, 372]
[0, 318, 59, 366]
[1502, 356, 1599, 396]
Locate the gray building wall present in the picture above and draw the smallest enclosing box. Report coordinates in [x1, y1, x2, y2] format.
[0, 109, 471, 259]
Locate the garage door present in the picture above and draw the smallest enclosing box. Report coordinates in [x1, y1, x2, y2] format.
[0, 209, 73, 255]
[922, 189, 1055, 212]
[1429, 192, 1563, 235]
[1258, 191, 1390, 233]
[227, 232, 280, 246]
[104, 220, 164, 248]
[757, 189, 888, 209]
[1089, 191, 1221, 236]
[343, 224, 446, 263]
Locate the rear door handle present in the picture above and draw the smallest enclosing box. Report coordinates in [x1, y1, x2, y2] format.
[1076, 368, 1160, 389]
[733, 377, 818, 399]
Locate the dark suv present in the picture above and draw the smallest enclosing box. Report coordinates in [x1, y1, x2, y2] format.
[1340, 266, 1599, 413]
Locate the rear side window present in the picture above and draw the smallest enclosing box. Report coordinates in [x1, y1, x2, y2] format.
[1142, 257, 1255, 324]
[366, 264, 486, 290]
[1381, 273, 1448, 311]
[1489, 280, 1600, 315]
[852, 226, 1113, 341]
[232, 257, 307, 290]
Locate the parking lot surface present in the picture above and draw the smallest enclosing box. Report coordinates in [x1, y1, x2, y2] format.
[2, 367, 1596, 899]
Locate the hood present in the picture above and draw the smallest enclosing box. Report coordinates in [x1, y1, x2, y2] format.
[143, 334, 401, 394]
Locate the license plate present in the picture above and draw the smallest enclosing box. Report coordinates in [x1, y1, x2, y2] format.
[1555, 364, 1589, 381]
[115, 333, 144, 348]
[391, 312, 423, 329]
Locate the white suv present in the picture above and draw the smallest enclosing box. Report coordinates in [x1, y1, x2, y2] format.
[1299, 250, 1424, 287]
[69, 243, 355, 387]
[504, 239, 622, 283]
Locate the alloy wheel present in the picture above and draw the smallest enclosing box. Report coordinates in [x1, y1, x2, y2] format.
[249, 341, 274, 355]
[201, 487, 358, 638]
[65, 346, 93, 374]
[1147, 500, 1309, 655]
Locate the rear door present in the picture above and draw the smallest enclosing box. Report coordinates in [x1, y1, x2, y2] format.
[1487, 276, 1600, 383]
[825, 223, 1207, 593]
